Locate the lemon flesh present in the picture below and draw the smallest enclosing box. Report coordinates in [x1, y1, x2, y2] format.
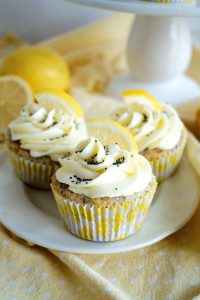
[0, 75, 33, 132]
[122, 90, 161, 111]
[35, 90, 84, 118]
[86, 118, 138, 154]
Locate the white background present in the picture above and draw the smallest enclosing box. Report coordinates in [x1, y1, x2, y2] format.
[0, 0, 199, 45]
[0, 0, 111, 42]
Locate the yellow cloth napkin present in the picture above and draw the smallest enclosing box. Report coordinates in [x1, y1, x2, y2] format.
[1, 18, 200, 300]
[1, 209, 200, 300]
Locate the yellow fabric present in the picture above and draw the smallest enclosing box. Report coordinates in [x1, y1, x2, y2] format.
[1, 211, 200, 300]
[1, 18, 200, 300]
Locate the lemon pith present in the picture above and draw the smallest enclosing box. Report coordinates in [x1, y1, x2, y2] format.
[35, 89, 83, 117]
[121, 90, 161, 111]
[86, 118, 138, 153]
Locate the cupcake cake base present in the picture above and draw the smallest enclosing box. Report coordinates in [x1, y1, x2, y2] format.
[141, 128, 187, 183]
[7, 139, 59, 189]
[51, 175, 157, 242]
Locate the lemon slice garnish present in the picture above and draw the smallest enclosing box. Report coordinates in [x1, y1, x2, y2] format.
[121, 90, 161, 111]
[187, 132, 200, 177]
[35, 90, 84, 117]
[86, 118, 138, 154]
[0, 75, 33, 132]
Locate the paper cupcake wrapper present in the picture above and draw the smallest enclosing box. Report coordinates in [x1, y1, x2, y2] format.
[8, 149, 56, 189]
[149, 0, 193, 3]
[146, 129, 187, 183]
[51, 180, 157, 242]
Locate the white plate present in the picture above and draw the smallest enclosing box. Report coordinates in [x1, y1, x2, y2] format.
[69, 0, 200, 17]
[0, 148, 199, 254]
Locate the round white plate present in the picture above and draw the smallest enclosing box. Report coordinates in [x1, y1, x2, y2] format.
[68, 0, 200, 17]
[0, 148, 199, 254]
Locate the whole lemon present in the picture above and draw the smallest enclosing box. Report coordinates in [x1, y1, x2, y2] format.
[1, 46, 71, 92]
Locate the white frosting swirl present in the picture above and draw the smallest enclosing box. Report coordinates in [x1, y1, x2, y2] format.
[9, 103, 88, 161]
[111, 102, 183, 152]
[56, 137, 153, 198]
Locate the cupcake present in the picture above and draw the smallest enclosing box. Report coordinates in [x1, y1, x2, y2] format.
[7, 90, 88, 189]
[111, 90, 187, 183]
[51, 119, 157, 241]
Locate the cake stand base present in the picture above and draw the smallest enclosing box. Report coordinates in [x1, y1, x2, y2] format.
[107, 73, 200, 106]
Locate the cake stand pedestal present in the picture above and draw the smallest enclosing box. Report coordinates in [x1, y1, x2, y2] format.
[66, 0, 200, 106]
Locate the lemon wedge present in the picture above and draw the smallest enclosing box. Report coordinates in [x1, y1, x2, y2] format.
[187, 132, 200, 177]
[122, 90, 161, 111]
[34, 90, 84, 117]
[86, 118, 138, 154]
[0, 75, 33, 132]
[1, 46, 71, 92]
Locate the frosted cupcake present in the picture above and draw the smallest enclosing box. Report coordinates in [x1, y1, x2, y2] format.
[111, 90, 187, 182]
[7, 90, 88, 189]
[51, 119, 157, 241]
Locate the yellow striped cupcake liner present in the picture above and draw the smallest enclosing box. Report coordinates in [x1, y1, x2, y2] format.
[51, 179, 157, 242]
[148, 0, 193, 3]
[8, 149, 57, 189]
[146, 128, 187, 183]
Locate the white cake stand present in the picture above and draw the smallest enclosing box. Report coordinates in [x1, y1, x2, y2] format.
[67, 0, 200, 106]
